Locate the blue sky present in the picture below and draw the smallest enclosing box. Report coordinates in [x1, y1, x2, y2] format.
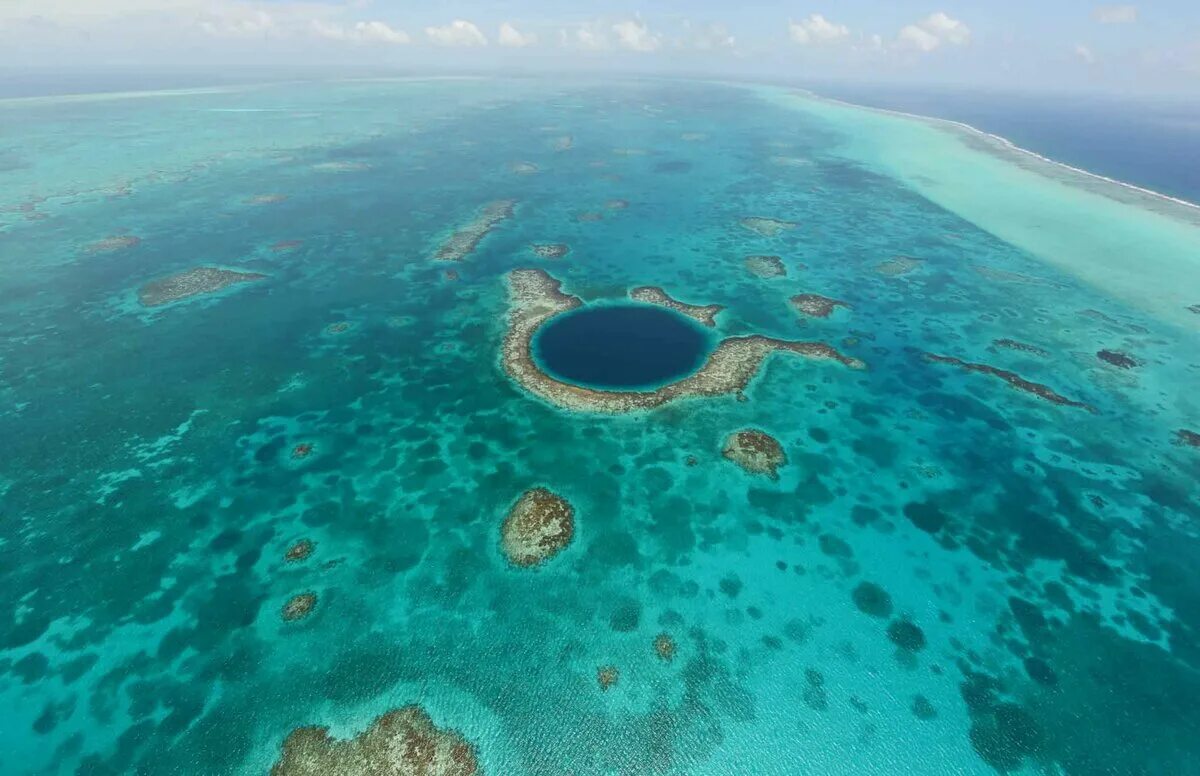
[1, 1, 1197, 93]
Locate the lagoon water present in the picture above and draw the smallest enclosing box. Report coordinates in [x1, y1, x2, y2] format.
[0, 77, 1198, 775]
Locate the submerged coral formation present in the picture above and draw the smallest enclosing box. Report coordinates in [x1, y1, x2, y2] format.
[434, 200, 516, 262]
[247, 194, 287, 205]
[740, 216, 798, 237]
[502, 270, 864, 414]
[530, 243, 570, 259]
[1174, 429, 1200, 448]
[993, 339, 1049, 357]
[597, 666, 619, 691]
[271, 705, 479, 776]
[745, 255, 787, 279]
[875, 256, 923, 276]
[500, 488, 575, 568]
[282, 592, 317, 622]
[790, 293, 850, 319]
[628, 286, 724, 327]
[86, 235, 141, 254]
[285, 539, 314, 563]
[1097, 349, 1140, 369]
[722, 429, 786, 479]
[654, 633, 677, 661]
[137, 267, 266, 307]
[923, 353, 1095, 412]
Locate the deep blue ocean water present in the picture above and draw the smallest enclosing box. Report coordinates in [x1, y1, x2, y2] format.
[816, 83, 1200, 205]
[534, 305, 711, 388]
[0, 76, 1197, 775]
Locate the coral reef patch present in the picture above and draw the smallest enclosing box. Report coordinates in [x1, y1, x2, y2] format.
[740, 216, 797, 237]
[502, 270, 863, 414]
[654, 633, 677, 661]
[1174, 429, 1200, 448]
[86, 235, 141, 254]
[875, 256, 923, 276]
[285, 539, 314, 563]
[597, 666, 619, 691]
[628, 286, 724, 327]
[993, 339, 1049, 357]
[722, 429, 786, 479]
[500, 488, 575, 568]
[434, 200, 516, 262]
[1097, 349, 1140, 369]
[137, 267, 266, 307]
[282, 592, 317, 622]
[790, 293, 850, 319]
[271, 705, 479, 776]
[530, 243, 569, 260]
[923, 353, 1095, 412]
[745, 255, 787, 279]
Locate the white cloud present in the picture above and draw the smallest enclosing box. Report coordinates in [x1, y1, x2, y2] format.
[425, 19, 487, 47]
[612, 17, 660, 52]
[896, 12, 971, 52]
[682, 21, 735, 51]
[198, 9, 276, 38]
[559, 24, 609, 51]
[498, 21, 536, 48]
[1093, 5, 1137, 24]
[312, 20, 410, 45]
[788, 14, 850, 46]
[1074, 43, 1097, 64]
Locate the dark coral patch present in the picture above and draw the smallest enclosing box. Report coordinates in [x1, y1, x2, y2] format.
[654, 633, 677, 661]
[851, 582, 894, 618]
[1173, 429, 1200, 448]
[923, 352, 1095, 412]
[992, 339, 1048, 357]
[886, 619, 926, 652]
[912, 695, 938, 720]
[597, 665, 619, 691]
[1023, 657, 1057, 686]
[968, 703, 1044, 773]
[903, 500, 947, 534]
[1097, 349, 1139, 369]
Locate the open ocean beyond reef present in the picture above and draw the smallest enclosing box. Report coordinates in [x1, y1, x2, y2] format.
[1, 77, 1199, 775]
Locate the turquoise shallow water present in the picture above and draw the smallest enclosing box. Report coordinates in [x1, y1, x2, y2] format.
[1, 77, 1199, 775]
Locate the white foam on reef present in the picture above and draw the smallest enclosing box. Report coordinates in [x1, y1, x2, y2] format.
[749, 82, 1200, 330]
[804, 90, 1200, 212]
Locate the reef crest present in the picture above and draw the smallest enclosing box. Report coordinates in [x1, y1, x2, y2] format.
[434, 200, 516, 262]
[923, 353, 1095, 412]
[628, 286, 724, 327]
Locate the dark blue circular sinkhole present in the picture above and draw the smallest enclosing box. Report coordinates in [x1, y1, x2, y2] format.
[533, 304, 713, 390]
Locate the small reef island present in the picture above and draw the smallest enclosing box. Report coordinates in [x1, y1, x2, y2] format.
[137, 266, 266, 307]
[501, 487, 575, 567]
[272, 706, 479, 775]
[502, 269, 863, 414]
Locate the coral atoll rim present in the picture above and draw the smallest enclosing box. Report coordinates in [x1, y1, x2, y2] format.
[502, 269, 864, 414]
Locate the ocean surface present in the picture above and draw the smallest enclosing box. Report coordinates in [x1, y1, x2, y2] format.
[814, 83, 1200, 205]
[0, 77, 1198, 775]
